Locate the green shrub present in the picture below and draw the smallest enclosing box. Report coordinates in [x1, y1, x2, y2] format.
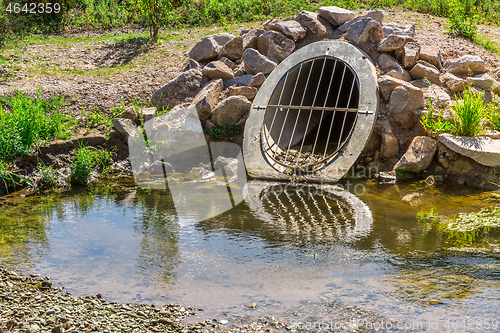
[0, 89, 72, 162]
[36, 163, 58, 190]
[203, 124, 240, 141]
[447, 0, 478, 40]
[451, 88, 487, 137]
[420, 97, 453, 136]
[70, 146, 111, 185]
[488, 105, 500, 131]
[135, 0, 174, 38]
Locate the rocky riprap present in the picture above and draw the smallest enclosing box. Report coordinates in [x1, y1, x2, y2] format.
[111, 5, 500, 189]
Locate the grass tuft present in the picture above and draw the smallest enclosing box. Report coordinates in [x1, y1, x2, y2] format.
[451, 88, 487, 137]
[70, 146, 111, 185]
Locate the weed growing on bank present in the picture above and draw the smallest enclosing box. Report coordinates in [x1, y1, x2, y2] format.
[0, 89, 74, 162]
[203, 124, 240, 141]
[36, 163, 59, 190]
[70, 146, 112, 185]
[451, 88, 488, 137]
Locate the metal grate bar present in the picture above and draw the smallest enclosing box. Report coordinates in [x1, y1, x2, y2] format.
[336, 72, 358, 150]
[267, 105, 359, 112]
[323, 63, 347, 158]
[310, 59, 338, 162]
[264, 70, 291, 152]
[273, 62, 304, 159]
[283, 59, 316, 162]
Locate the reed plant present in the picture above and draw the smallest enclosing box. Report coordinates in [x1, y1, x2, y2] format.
[451, 88, 487, 137]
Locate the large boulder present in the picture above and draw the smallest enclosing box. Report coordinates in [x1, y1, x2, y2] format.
[257, 30, 295, 62]
[423, 85, 451, 108]
[190, 79, 223, 121]
[188, 33, 235, 62]
[338, 10, 384, 32]
[394, 136, 437, 172]
[466, 73, 495, 90]
[402, 42, 420, 69]
[409, 62, 441, 84]
[211, 96, 252, 126]
[377, 34, 411, 52]
[151, 69, 205, 110]
[439, 133, 500, 167]
[378, 53, 411, 81]
[218, 36, 243, 61]
[443, 55, 486, 75]
[296, 10, 333, 38]
[318, 6, 355, 26]
[387, 82, 424, 129]
[242, 29, 265, 49]
[378, 75, 407, 101]
[242, 48, 278, 75]
[382, 23, 415, 37]
[441, 73, 469, 92]
[202, 61, 235, 80]
[419, 45, 443, 69]
[224, 73, 266, 89]
[345, 17, 383, 45]
[268, 20, 307, 41]
[228, 86, 258, 101]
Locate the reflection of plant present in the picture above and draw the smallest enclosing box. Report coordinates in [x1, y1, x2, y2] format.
[203, 124, 239, 141]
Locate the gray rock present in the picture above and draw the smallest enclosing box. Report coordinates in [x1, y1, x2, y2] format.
[482, 130, 500, 139]
[188, 33, 235, 62]
[224, 73, 266, 89]
[183, 59, 203, 72]
[263, 18, 278, 31]
[418, 45, 443, 69]
[218, 56, 235, 69]
[242, 29, 265, 49]
[121, 106, 138, 123]
[139, 107, 156, 123]
[442, 72, 469, 92]
[257, 30, 295, 62]
[113, 118, 138, 137]
[378, 53, 411, 81]
[219, 36, 243, 61]
[409, 62, 441, 84]
[377, 34, 410, 52]
[380, 120, 399, 159]
[242, 48, 278, 75]
[402, 42, 420, 69]
[443, 55, 486, 75]
[268, 20, 307, 41]
[202, 61, 235, 80]
[190, 79, 223, 121]
[439, 133, 500, 167]
[423, 85, 451, 108]
[296, 10, 333, 37]
[382, 23, 415, 37]
[151, 69, 205, 110]
[228, 86, 258, 101]
[493, 67, 500, 80]
[466, 73, 495, 90]
[378, 75, 408, 101]
[388, 82, 424, 129]
[338, 10, 384, 32]
[394, 136, 437, 172]
[318, 6, 355, 26]
[211, 96, 252, 126]
[345, 17, 383, 45]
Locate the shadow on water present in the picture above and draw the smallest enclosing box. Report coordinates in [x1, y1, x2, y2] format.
[0, 178, 499, 326]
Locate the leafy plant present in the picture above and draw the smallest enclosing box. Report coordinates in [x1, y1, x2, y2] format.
[36, 163, 58, 190]
[451, 88, 487, 137]
[488, 105, 500, 131]
[135, 0, 174, 38]
[0, 88, 71, 162]
[420, 97, 453, 136]
[70, 146, 112, 185]
[447, 0, 478, 40]
[0, 161, 33, 194]
[203, 124, 240, 141]
[87, 106, 112, 128]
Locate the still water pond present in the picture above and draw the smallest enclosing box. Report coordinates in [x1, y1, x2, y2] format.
[1, 179, 500, 330]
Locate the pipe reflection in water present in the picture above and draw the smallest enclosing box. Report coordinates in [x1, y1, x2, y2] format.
[243, 181, 373, 243]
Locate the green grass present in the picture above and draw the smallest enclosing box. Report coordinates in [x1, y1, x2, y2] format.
[36, 163, 59, 190]
[203, 124, 240, 141]
[0, 88, 75, 162]
[70, 146, 112, 185]
[451, 88, 488, 137]
[420, 97, 453, 137]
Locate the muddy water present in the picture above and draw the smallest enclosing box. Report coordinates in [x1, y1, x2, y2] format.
[1, 179, 500, 331]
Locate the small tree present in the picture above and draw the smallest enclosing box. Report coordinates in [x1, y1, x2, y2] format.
[136, 0, 173, 38]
